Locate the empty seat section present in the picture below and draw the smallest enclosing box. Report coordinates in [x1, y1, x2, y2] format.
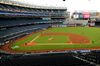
[0, 24, 50, 45]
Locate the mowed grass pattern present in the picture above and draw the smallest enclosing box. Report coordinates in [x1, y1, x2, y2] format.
[11, 27, 100, 51]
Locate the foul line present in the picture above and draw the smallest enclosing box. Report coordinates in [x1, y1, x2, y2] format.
[36, 43, 74, 45]
[30, 35, 40, 42]
[36, 43, 91, 45]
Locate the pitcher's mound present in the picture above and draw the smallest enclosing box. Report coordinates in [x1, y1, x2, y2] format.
[48, 38, 54, 41]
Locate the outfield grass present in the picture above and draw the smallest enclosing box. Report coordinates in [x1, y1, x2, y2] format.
[11, 27, 100, 51]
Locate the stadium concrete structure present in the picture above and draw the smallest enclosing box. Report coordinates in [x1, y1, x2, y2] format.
[0, 1, 67, 45]
[0, 1, 100, 66]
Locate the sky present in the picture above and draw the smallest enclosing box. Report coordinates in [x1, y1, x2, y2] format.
[13, 0, 100, 12]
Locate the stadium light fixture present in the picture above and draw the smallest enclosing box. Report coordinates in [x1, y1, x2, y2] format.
[63, 0, 66, 1]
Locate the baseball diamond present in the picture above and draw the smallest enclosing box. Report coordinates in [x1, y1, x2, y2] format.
[1, 1, 100, 66]
[1, 27, 100, 53]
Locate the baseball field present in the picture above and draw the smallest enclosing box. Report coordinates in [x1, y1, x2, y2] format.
[1, 27, 100, 53]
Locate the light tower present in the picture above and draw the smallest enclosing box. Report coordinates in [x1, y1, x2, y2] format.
[63, 0, 66, 1]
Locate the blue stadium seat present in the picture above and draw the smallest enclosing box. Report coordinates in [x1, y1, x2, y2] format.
[0, 24, 50, 45]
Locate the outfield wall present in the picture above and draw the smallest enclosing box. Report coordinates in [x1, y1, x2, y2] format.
[51, 23, 87, 27]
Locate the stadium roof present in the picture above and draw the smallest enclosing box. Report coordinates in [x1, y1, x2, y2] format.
[0, 0, 67, 9]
